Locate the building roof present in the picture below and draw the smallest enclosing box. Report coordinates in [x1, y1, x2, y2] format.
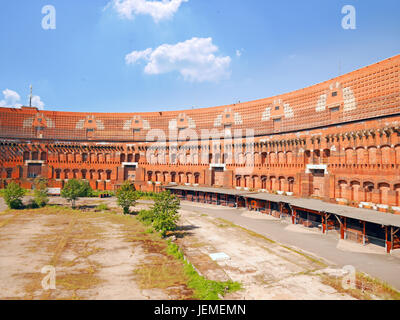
[166, 185, 400, 228]
[165, 185, 256, 196]
[246, 193, 400, 228]
[0, 55, 399, 142]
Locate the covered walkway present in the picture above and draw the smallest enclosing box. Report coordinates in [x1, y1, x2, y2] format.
[165, 185, 400, 253]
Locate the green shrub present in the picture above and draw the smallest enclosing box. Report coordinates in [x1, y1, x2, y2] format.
[61, 179, 92, 208]
[151, 191, 180, 237]
[137, 209, 155, 225]
[134, 190, 158, 200]
[27, 199, 40, 209]
[166, 242, 241, 300]
[90, 190, 115, 197]
[116, 182, 139, 214]
[96, 203, 109, 211]
[33, 178, 49, 208]
[77, 180, 93, 197]
[3, 182, 26, 209]
[145, 227, 154, 234]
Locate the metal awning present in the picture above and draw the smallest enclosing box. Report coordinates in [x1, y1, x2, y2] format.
[164, 185, 256, 196]
[164, 185, 400, 228]
[245, 193, 400, 228]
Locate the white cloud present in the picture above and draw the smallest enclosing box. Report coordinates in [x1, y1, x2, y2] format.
[126, 37, 231, 82]
[31, 95, 45, 110]
[125, 48, 153, 64]
[236, 49, 243, 57]
[109, 0, 188, 23]
[0, 89, 22, 108]
[0, 89, 45, 110]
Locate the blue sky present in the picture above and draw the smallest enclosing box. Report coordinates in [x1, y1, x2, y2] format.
[0, 0, 399, 112]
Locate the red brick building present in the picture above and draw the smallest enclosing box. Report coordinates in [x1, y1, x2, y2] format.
[1, 54, 400, 211]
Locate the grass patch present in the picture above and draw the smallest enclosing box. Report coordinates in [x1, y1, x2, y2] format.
[56, 273, 103, 291]
[134, 256, 189, 290]
[133, 211, 242, 300]
[95, 203, 110, 212]
[166, 242, 241, 300]
[320, 272, 400, 300]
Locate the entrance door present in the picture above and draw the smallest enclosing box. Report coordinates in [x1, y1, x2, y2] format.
[28, 164, 42, 178]
[124, 165, 136, 181]
[211, 167, 224, 186]
[311, 169, 325, 198]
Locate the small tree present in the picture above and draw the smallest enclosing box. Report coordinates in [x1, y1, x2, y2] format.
[61, 179, 84, 208]
[4, 182, 26, 209]
[151, 191, 180, 237]
[78, 180, 93, 197]
[33, 177, 49, 208]
[116, 182, 138, 214]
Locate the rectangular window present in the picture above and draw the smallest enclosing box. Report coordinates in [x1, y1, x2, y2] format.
[332, 92, 338, 97]
[330, 106, 340, 112]
[28, 164, 41, 178]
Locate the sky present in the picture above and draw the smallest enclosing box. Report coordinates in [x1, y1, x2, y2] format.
[0, 0, 399, 113]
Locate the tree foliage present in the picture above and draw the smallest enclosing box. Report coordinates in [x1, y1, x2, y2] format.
[33, 177, 49, 208]
[61, 179, 92, 208]
[3, 182, 26, 209]
[116, 182, 138, 214]
[151, 191, 180, 237]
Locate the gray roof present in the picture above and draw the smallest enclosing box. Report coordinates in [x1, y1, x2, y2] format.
[245, 193, 400, 228]
[165, 185, 400, 228]
[164, 185, 256, 196]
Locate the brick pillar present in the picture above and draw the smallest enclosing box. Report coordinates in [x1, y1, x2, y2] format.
[388, 190, 397, 206]
[269, 177, 274, 191]
[371, 189, 381, 204]
[281, 179, 288, 193]
[329, 175, 336, 200]
[299, 173, 312, 197]
[254, 176, 261, 189]
[223, 170, 233, 188]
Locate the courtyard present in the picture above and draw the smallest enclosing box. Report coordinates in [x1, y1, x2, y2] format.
[0, 196, 399, 300]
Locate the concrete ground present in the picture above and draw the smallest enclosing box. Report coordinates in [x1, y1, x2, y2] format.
[175, 206, 354, 300]
[0, 196, 399, 299]
[0, 198, 190, 300]
[178, 201, 400, 291]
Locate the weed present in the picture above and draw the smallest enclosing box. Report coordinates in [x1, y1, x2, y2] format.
[166, 242, 242, 300]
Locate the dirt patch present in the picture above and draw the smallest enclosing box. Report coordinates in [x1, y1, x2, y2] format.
[0, 205, 191, 300]
[176, 209, 355, 300]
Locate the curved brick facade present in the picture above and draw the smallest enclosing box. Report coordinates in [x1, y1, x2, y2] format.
[1, 55, 400, 210]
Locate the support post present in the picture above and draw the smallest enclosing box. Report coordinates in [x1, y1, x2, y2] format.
[334, 215, 345, 239]
[363, 221, 366, 245]
[385, 226, 389, 253]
